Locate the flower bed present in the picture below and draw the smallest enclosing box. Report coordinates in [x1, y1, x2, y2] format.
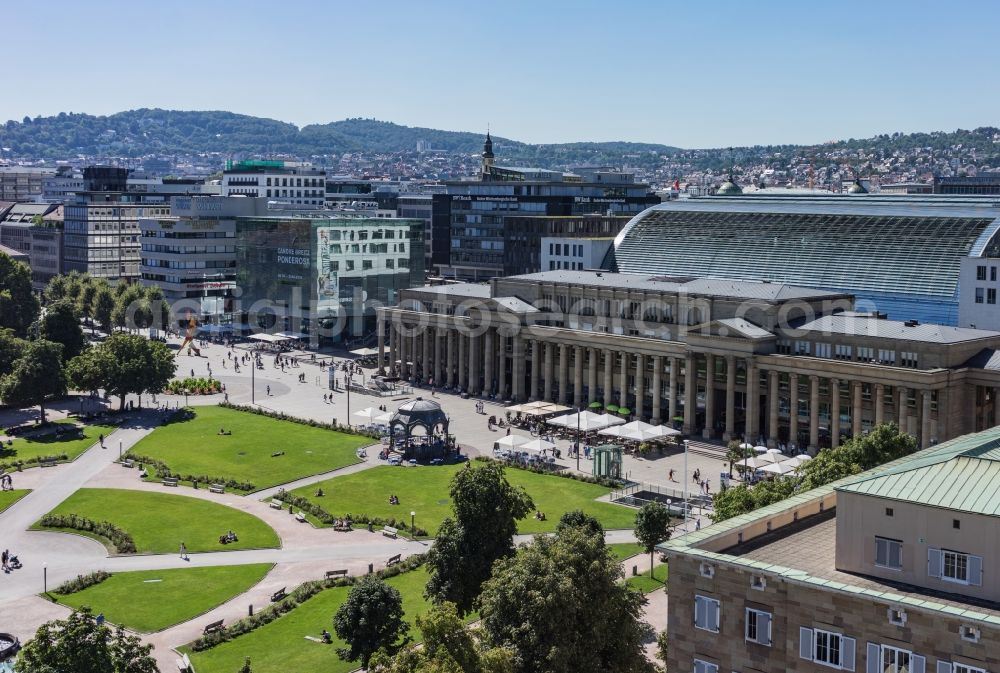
[167, 377, 222, 395]
[39, 514, 137, 554]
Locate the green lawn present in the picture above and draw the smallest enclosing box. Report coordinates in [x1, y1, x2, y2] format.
[186, 567, 452, 673]
[625, 562, 668, 594]
[55, 564, 273, 633]
[37, 488, 280, 554]
[609, 542, 644, 562]
[0, 489, 29, 514]
[291, 463, 637, 536]
[127, 406, 369, 491]
[1, 420, 117, 465]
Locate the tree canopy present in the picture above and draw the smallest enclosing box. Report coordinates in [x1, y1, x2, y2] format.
[39, 298, 86, 361]
[333, 575, 409, 668]
[0, 339, 66, 422]
[0, 251, 40, 337]
[634, 501, 671, 577]
[66, 333, 175, 408]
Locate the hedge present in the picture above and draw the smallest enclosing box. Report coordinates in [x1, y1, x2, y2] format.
[166, 377, 222, 395]
[0, 452, 68, 473]
[219, 402, 381, 440]
[123, 453, 255, 492]
[473, 455, 621, 488]
[272, 489, 429, 537]
[39, 514, 137, 554]
[53, 570, 112, 595]
[189, 554, 427, 651]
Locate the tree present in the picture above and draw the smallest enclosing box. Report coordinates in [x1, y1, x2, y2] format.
[478, 524, 653, 673]
[555, 509, 605, 538]
[39, 298, 86, 361]
[78, 279, 97, 326]
[66, 333, 175, 409]
[846, 422, 917, 470]
[333, 575, 409, 668]
[634, 502, 671, 577]
[93, 284, 115, 334]
[17, 607, 159, 673]
[369, 602, 513, 673]
[0, 340, 65, 422]
[710, 484, 755, 522]
[0, 251, 40, 337]
[425, 462, 534, 615]
[797, 447, 862, 491]
[145, 286, 171, 332]
[44, 274, 68, 303]
[237, 657, 252, 673]
[0, 329, 27, 377]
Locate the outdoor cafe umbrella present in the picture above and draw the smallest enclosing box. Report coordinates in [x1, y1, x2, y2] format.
[547, 410, 625, 432]
[739, 442, 755, 450]
[520, 438, 556, 453]
[782, 454, 812, 468]
[751, 452, 783, 466]
[495, 435, 529, 449]
[353, 407, 381, 422]
[598, 420, 679, 442]
[753, 445, 769, 453]
[760, 461, 795, 476]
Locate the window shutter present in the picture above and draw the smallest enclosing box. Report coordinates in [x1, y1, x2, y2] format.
[866, 642, 880, 673]
[911, 655, 926, 673]
[759, 611, 772, 645]
[842, 636, 856, 672]
[936, 662, 952, 673]
[709, 599, 720, 632]
[927, 548, 942, 578]
[695, 596, 705, 628]
[694, 660, 704, 673]
[968, 555, 983, 586]
[799, 627, 814, 660]
[876, 537, 888, 566]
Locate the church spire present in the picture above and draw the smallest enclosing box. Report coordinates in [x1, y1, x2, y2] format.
[481, 129, 495, 178]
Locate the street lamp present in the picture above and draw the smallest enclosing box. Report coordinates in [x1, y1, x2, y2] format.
[575, 406, 581, 472]
[345, 369, 353, 428]
[119, 441, 122, 460]
[43, 562, 47, 595]
[251, 357, 255, 405]
[683, 440, 690, 532]
[410, 511, 416, 540]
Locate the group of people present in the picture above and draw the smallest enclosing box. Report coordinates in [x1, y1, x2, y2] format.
[218, 530, 238, 545]
[692, 469, 711, 495]
[2, 548, 21, 572]
[388, 494, 400, 505]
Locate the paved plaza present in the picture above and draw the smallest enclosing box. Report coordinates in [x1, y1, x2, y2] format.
[0, 334, 700, 670]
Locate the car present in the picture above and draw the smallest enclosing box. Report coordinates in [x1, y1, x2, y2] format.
[388, 456, 402, 466]
[407, 459, 419, 466]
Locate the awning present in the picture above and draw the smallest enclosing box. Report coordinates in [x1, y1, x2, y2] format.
[248, 333, 292, 344]
[350, 347, 380, 356]
[274, 331, 309, 340]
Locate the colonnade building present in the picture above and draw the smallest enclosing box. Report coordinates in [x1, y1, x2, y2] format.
[377, 270, 1000, 450]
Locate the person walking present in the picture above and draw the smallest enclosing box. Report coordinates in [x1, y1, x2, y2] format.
[179, 542, 188, 560]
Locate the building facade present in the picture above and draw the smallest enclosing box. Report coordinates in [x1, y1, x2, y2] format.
[222, 160, 325, 206]
[378, 270, 1000, 451]
[0, 166, 54, 201]
[541, 235, 614, 271]
[613, 195, 1000, 326]
[661, 427, 1000, 673]
[933, 175, 1000, 195]
[0, 203, 63, 287]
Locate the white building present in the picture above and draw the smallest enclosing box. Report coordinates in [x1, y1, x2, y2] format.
[540, 236, 614, 271]
[222, 159, 325, 206]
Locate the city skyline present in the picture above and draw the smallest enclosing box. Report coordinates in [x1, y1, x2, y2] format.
[5, 0, 1000, 148]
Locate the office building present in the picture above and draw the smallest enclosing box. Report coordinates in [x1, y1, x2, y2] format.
[0, 203, 64, 287]
[378, 269, 1000, 450]
[661, 426, 1000, 673]
[433, 134, 659, 280]
[0, 166, 54, 201]
[222, 159, 325, 206]
[41, 167, 85, 203]
[541, 236, 614, 272]
[613, 195, 1000, 326]
[126, 176, 220, 201]
[933, 175, 1000, 195]
[0, 243, 27, 265]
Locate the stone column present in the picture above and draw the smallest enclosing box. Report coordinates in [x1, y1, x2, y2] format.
[874, 384, 885, 426]
[573, 346, 585, 409]
[603, 349, 614, 407]
[683, 352, 695, 434]
[668, 356, 678, 425]
[468, 334, 479, 393]
[389, 322, 399, 377]
[830, 378, 841, 448]
[724, 355, 736, 441]
[543, 342, 554, 402]
[512, 335, 525, 401]
[457, 333, 467, 390]
[898, 386, 908, 432]
[483, 330, 494, 397]
[530, 340, 541, 401]
[558, 344, 570, 405]
[410, 334, 419, 382]
[588, 347, 598, 405]
[446, 330, 455, 387]
[852, 381, 863, 438]
[768, 370, 780, 446]
[433, 330, 443, 387]
[619, 352, 629, 411]
[635, 353, 646, 421]
[746, 359, 759, 442]
[398, 327, 408, 379]
[422, 329, 432, 383]
[809, 375, 819, 451]
[377, 314, 386, 375]
[789, 374, 799, 448]
[703, 353, 715, 439]
[652, 356, 663, 424]
[921, 390, 933, 449]
[498, 336, 508, 400]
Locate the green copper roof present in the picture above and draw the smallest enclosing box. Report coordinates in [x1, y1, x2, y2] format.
[836, 426, 1000, 515]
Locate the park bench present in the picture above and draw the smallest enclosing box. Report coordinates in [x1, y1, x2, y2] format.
[122, 459, 134, 468]
[386, 553, 401, 567]
[209, 483, 224, 494]
[162, 477, 179, 487]
[269, 499, 283, 510]
[382, 525, 398, 539]
[39, 459, 57, 468]
[294, 511, 306, 522]
[202, 619, 224, 635]
[325, 569, 348, 580]
[175, 653, 195, 672]
[270, 587, 287, 602]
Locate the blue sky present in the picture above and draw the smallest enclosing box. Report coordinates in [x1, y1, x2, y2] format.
[5, 0, 998, 148]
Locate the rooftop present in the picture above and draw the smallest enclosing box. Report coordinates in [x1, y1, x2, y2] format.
[795, 314, 1000, 344]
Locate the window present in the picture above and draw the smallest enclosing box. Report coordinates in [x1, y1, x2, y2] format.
[928, 548, 982, 585]
[815, 343, 832, 358]
[989, 288, 997, 305]
[693, 659, 718, 673]
[900, 352, 918, 368]
[694, 595, 720, 632]
[875, 537, 903, 569]
[887, 607, 907, 626]
[835, 344, 853, 360]
[993, 266, 998, 282]
[958, 625, 981, 643]
[975, 287, 985, 304]
[885, 507, 894, 517]
[800, 627, 855, 670]
[745, 608, 772, 646]
[873, 644, 922, 673]
[953, 519, 961, 529]
[951, 664, 987, 673]
[977, 265, 987, 280]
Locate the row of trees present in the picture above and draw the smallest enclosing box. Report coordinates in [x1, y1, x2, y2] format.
[712, 423, 918, 521]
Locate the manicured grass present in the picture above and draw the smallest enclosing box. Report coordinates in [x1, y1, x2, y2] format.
[1, 420, 117, 465]
[625, 562, 668, 594]
[127, 406, 369, 491]
[609, 542, 644, 562]
[36, 488, 280, 554]
[55, 564, 273, 633]
[291, 463, 637, 536]
[186, 567, 454, 673]
[0, 489, 29, 514]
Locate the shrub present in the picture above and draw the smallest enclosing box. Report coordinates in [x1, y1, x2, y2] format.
[123, 453, 255, 492]
[53, 570, 111, 595]
[272, 490, 429, 537]
[0, 452, 69, 473]
[39, 514, 136, 554]
[166, 377, 222, 395]
[473, 455, 620, 488]
[220, 402, 381, 439]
